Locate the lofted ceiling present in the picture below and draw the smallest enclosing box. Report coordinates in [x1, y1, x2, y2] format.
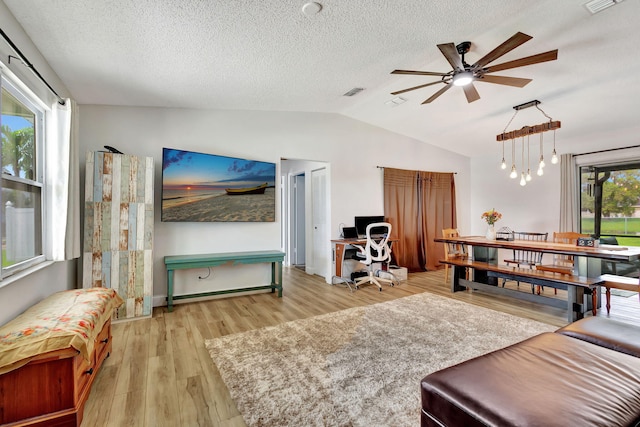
[3, 0, 639, 158]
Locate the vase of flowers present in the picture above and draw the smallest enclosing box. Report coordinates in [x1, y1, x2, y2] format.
[481, 209, 502, 240]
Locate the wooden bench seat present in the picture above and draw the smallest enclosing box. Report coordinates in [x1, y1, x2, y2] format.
[440, 258, 602, 319]
[536, 261, 574, 275]
[441, 258, 603, 289]
[599, 274, 640, 314]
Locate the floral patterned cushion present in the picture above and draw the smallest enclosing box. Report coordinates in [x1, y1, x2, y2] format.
[0, 288, 124, 375]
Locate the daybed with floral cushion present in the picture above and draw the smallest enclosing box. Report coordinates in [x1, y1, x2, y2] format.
[0, 287, 123, 427]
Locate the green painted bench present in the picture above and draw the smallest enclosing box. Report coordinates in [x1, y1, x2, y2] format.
[164, 250, 285, 312]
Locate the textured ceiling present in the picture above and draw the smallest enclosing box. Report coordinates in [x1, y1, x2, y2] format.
[3, 0, 639, 158]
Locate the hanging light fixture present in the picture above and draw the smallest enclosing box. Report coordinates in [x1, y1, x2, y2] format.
[551, 129, 558, 164]
[537, 133, 544, 176]
[509, 139, 517, 179]
[538, 132, 546, 171]
[519, 136, 526, 186]
[526, 134, 532, 181]
[496, 100, 561, 183]
[500, 139, 506, 170]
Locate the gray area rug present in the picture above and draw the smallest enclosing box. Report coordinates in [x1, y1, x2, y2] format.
[609, 288, 637, 297]
[205, 292, 556, 427]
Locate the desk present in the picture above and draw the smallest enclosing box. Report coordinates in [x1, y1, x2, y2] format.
[164, 250, 285, 312]
[331, 238, 397, 284]
[332, 238, 365, 280]
[435, 236, 640, 322]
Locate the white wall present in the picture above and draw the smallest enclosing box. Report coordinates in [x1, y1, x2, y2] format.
[79, 105, 473, 305]
[470, 152, 562, 264]
[470, 153, 561, 237]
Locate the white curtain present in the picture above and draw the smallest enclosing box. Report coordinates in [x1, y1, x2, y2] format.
[559, 153, 578, 232]
[45, 98, 80, 261]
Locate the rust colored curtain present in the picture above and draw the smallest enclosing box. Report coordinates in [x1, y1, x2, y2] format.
[384, 168, 456, 272]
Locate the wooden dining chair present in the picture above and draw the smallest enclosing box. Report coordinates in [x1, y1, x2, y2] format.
[536, 232, 590, 275]
[503, 231, 548, 293]
[442, 228, 468, 283]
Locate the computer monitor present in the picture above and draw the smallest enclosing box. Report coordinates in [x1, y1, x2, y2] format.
[354, 215, 386, 237]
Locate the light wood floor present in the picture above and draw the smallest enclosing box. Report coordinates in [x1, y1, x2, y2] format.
[81, 267, 640, 426]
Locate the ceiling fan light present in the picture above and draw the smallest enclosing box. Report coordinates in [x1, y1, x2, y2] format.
[453, 71, 473, 87]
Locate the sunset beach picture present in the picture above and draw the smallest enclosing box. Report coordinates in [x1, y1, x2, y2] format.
[161, 148, 276, 222]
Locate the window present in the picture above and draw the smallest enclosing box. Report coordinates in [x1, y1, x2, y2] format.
[579, 161, 640, 276]
[1, 76, 45, 279]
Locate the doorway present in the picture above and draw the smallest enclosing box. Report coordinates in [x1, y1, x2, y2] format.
[292, 173, 306, 270]
[281, 159, 330, 282]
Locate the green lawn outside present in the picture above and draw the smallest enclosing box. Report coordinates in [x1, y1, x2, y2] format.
[581, 217, 640, 246]
[1, 249, 9, 268]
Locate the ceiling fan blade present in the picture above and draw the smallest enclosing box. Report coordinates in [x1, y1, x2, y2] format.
[473, 32, 532, 69]
[484, 50, 558, 73]
[437, 43, 464, 71]
[391, 80, 447, 96]
[391, 69, 449, 77]
[478, 74, 532, 87]
[421, 84, 452, 104]
[463, 83, 480, 103]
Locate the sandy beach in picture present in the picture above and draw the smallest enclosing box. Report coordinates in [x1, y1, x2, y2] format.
[162, 188, 275, 222]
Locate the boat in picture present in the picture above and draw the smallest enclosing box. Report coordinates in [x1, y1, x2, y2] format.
[225, 182, 268, 195]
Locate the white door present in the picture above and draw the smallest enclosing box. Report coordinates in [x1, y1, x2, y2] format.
[310, 167, 329, 278]
[292, 174, 306, 266]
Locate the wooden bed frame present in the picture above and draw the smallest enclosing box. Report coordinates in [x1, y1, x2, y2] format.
[0, 318, 113, 427]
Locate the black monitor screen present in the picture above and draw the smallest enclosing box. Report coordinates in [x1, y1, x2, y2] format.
[355, 215, 386, 236]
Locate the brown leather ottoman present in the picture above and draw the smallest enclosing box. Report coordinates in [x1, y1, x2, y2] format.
[556, 316, 640, 358]
[421, 332, 640, 426]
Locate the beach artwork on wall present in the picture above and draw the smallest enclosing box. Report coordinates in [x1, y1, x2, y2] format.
[161, 147, 276, 222]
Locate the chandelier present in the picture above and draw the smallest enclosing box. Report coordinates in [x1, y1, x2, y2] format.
[497, 100, 560, 186]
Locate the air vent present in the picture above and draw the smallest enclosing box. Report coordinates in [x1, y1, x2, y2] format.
[385, 97, 407, 107]
[343, 87, 364, 97]
[584, 0, 623, 14]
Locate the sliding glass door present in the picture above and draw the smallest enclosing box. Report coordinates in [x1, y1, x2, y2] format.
[580, 162, 640, 276]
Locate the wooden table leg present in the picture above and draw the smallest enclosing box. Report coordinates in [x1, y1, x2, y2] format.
[567, 285, 585, 322]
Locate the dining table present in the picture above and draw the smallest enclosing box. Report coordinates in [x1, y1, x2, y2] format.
[434, 235, 640, 321]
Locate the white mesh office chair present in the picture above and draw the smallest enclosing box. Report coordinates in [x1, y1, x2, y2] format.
[352, 222, 394, 291]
